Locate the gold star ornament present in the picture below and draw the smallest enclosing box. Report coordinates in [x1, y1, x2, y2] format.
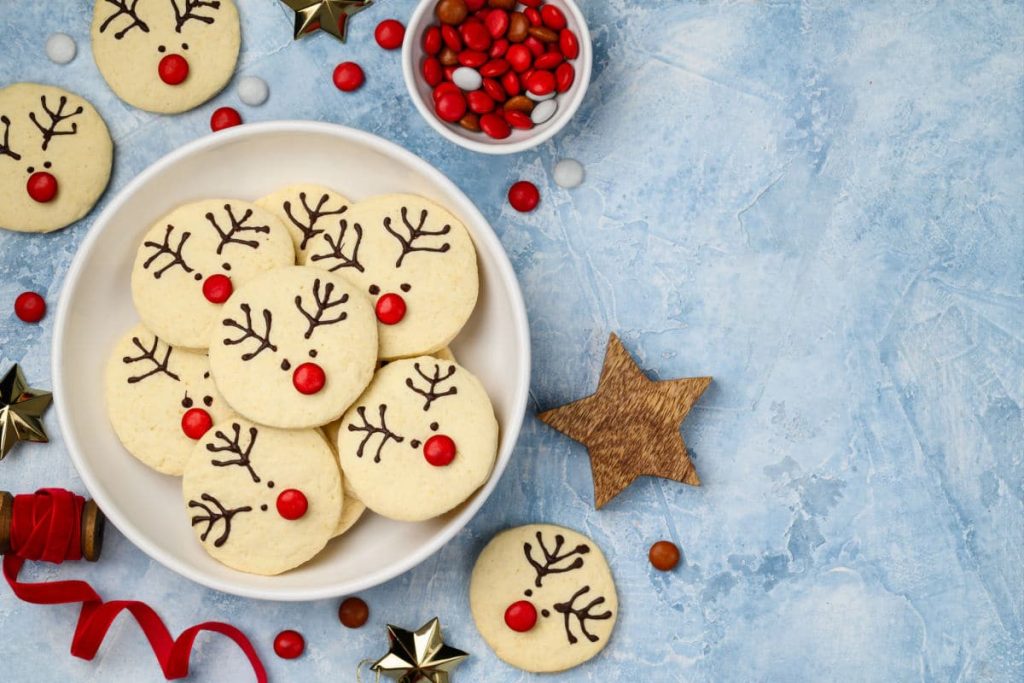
[371, 617, 469, 683]
[538, 333, 711, 509]
[0, 364, 52, 460]
[281, 0, 373, 43]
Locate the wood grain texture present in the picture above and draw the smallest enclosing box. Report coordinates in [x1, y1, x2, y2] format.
[538, 334, 711, 509]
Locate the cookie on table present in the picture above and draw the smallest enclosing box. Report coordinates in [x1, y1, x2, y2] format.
[336, 356, 498, 522]
[304, 194, 479, 360]
[182, 418, 342, 575]
[130, 199, 294, 349]
[208, 266, 378, 429]
[321, 420, 366, 538]
[91, 0, 240, 113]
[105, 324, 234, 475]
[256, 184, 352, 264]
[0, 83, 112, 233]
[470, 524, 618, 672]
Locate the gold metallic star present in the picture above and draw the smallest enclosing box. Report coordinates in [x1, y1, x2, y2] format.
[280, 0, 373, 43]
[372, 617, 469, 683]
[0, 364, 52, 460]
[538, 333, 712, 509]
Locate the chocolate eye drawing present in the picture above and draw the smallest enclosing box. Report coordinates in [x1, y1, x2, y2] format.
[181, 43, 189, 50]
[400, 283, 411, 293]
[158, 45, 167, 53]
[202, 395, 213, 407]
[369, 284, 380, 295]
[181, 393, 194, 409]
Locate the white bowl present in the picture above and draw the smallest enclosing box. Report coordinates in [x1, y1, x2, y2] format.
[402, 0, 592, 155]
[52, 121, 530, 601]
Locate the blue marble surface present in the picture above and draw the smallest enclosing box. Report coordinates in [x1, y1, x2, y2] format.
[1, 1, 1022, 681]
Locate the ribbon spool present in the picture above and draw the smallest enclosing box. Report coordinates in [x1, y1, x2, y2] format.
[0, 490, 105, 561]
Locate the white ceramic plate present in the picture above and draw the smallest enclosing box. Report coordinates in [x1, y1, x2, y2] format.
[53, 121, 530, 601]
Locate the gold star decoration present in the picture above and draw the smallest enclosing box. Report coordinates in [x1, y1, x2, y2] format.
[538, 333, 711, 509]
[280, 0, 373, 43]
[371, 617, 469, 683]
[0, 364, 52, 460]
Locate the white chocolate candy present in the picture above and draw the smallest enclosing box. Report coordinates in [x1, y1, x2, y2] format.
[236, 75, 268, 106]
[531, 98, 557, 125]
[46, 33, 77, 64]
[452, 67, 483, 92]
[91, 0, 240, 113]
[553, 158, 584, 188]
[0, 83, 112, 233]
[470, 524, 618, 672]
[255, 184, 351, 263]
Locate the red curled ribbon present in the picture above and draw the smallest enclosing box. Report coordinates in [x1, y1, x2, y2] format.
[3, 488, 267, 682]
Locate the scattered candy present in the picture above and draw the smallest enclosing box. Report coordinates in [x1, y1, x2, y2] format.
[504, 600, 538, 632]
[45, 33, 77, 65]
[648, 540, 680, 571]
[202, 274, 233, 303]
[333, 62, 365, 92]
[236, 76, 269, 106]
[452, 66, 483, 91]
[14, 291, 46, 323]
[553, 158, 584, 188]
[276, 489, 309, 521]
[210, 107, 242, 132]
[423, 434, 457, 466]
[508, 180, 539, 212]
[26, 172, 58, 203]
[180, 408, 213, 440]
[273, 630, 305, 659]
[338, 597, 370, 628]
[375, 293, 407, 325]
[374, 19, 406, 50]
[158, 54, 189, 86]
[530, 98, 557, 124]
[292, 362, 326, 395]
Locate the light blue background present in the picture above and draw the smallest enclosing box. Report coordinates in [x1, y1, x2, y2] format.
[1, 1, 1022, 681]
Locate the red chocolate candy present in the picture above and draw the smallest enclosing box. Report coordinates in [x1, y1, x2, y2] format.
[435, 90, 467, 122]
[534, 51, 563, 70]
[333, 62, 365, 91]
[434, 82, 461, 103]
[519, 0, 542, 6]
[523, 35, 545, 57]
[273, 630, 304, 659]
[489, 38, 509, 58]
[374, 19, 405, 50]
[485, 9, 509, 38]
[501, 70, 521, 96]
[458, 49, 487, 67]
[423, 56, 444, 86]
[524, 7, 542, 27]
[276, 489, 309, 520]
[540, 4, 567, 30]
[468, 90, 496, 114]
[460, 21, 491, 51]
[555, 62, 575, 93]
[423, 434, 457, 466]
[465, 0, 486, 9]
[158, 54, 189, 85]
[480, 58, 509, 77]
[442, 24, 462, 51]
[480, 112, 510, 139]
[210, 107, 242, 132]
[504, 600, 538, 632]
[181, 408, 213, 440]
[525, 69, 555, 96]
[202, 274, 233, 303]
[292, 363, 326, 395]
[482, 77, 508, 102]
[508, 180, 540, 212]
[14, 291, 46, 323]
[559, 28, 580, 59]
[504, 109, 533, 129]
[26, 172, 57, 203]
[423, 26, 442, 54]
[506, 44, 532, 72]
[375, 292, 407, 325]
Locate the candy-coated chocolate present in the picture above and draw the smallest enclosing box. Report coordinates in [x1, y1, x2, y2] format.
[435, 90, 467, 122]
[292, 363, 326, 395]
[423, 56, 444, 86]
[507, 44, 532, 72]
[649, 540, 681, 571]
[458, 49, 487, 67]
[276, 489, 309, 520]
[442, 24, 463, 51]
[480, 112, 511, 139]
[540, 4, 567, 30]
[524, 7, 542, 27]
[461, 20, 491, 51]
[181, 408, 213, 440]
[528, 25, 558, 43]
[525, 69, 555, 96]
[468, 90, 496, 114]
[504, 600, 538, 632]
[459, 112, 481, 131]
[202, 274, 233, 303]
[530, 98, 557, 124]
[534, 51, 563, 70]
[487, 0, 515, 8]
[523, 35, 546, 57]
[555, 62, 575, 92]
[433, 81, 461, 103]
[333, 62, 365, 91]
[375, 292, 407, 325]
[559, 28, 580, 59]
[508, 180, 540, 211]
[483, 77, 508, 102]
[489, 38, 509, 58]
[439, 46, 459, 66]
[485, 8, 509, 38]
[13, 291, 46, 322]
[26, 172, 58, 203]
[158, 54, 189, 85]
[375, 19, 405, 49]
[435, 0, 469, 25]
[423, 26, 442, 54]
[504, 109, 533, 129]
[452, 66, 484, 91]
[423, 434, 457, 466]
[504, 95, 534, 113]
[273, 630, 305, 659]
[338, 597, 370, 628]
[501, 70, 521, 96]
[210, 107, 242, 131]
[508, 11, 529, 42]
[480, 58, 510, 77]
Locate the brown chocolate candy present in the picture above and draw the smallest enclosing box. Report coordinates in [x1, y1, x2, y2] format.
[338, 596, 369, 628]
[504, 95, 535, 113]
[648, 540, 680, 571]
[488, 0, 516, 9]
[459, 112, 481, 132]
[435, 0, 468, 25]
[439, 46, 459, 66]
[528, 26, 558, 43]
[508, 12, 529, 43]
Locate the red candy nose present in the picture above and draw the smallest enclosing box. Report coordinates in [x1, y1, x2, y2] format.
[504, 601, 538, 632]
[158, 54, 190, 85]
[292, 362, 326, 395]
[202, 274, 233, 303]
[423, 434, 456, 467]
[181, 408, 213, 440]
[375, 293, 406, 325]
[26, 171, 58, 203]
[276, 489, 308, 520]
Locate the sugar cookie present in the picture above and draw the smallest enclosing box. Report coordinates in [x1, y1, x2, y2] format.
[182, 418, 342, 575]
[130, 199, 294, 349]
[322, 420, 366, 538]
[305, 194, 479, 360]
[256, 184, 352, 264]
[0, 83, 112, 233]
[470, 524, 617, 672]
[91, 0, 240, 113]
[105, 324, 234, 475]
[208, 266, 378, 429]
[336, 357, 497, 521]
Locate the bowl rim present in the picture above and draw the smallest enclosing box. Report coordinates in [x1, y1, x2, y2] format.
[52, 120, 531, 601]
[401, 0, 593, 155]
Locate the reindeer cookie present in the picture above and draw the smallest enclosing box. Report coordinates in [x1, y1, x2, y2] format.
[130, 199, 294, 349]
[208, 266, 378, 429]
[469, 524, 618, 672]
[322, 420, 367, 538]
[105, 324, 234, 475]
[336, 356, 498, 522]
[91, 0, 240, 113]
[0, 83, 112, 233]
[256, 184, 352, 264]
[182, 418, 342, 575]
[305, 194, 479, 360]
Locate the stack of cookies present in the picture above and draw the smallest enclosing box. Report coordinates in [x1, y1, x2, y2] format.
[104, 187, 498, 576]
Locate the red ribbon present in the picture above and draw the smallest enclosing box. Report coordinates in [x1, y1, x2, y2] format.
[3, 488, 267, 682]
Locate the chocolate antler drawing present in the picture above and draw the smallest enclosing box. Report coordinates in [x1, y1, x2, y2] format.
[122, 335, 180, 384]
[347, 405, 405, 463]
[383, 207, 451, 267]
[188, 493, 251, 548]
[30, 95, 83, 151]
[171, 0, 221, 33]
[405, 363, 458, 411]
[553, 586, 613, 645]
[222, 304, 277, 360]
[0, 116, 21, 161]
[283, 192, 348, 250]
[142, 225, 194, 279]
[295, 278, 348, 340]
[524, 531, 590, 587]
[206, 205, 270, 255]
[99, 0, 151, 39]
[206, 423, 261, 483]
[308, 219, 364, 273]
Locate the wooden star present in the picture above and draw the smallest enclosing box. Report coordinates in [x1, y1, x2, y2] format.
[538, 334, 711, 509]
[0, 364, 52, 460]
[280, 0, 373, 43]
[371, 617, 468, 683]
